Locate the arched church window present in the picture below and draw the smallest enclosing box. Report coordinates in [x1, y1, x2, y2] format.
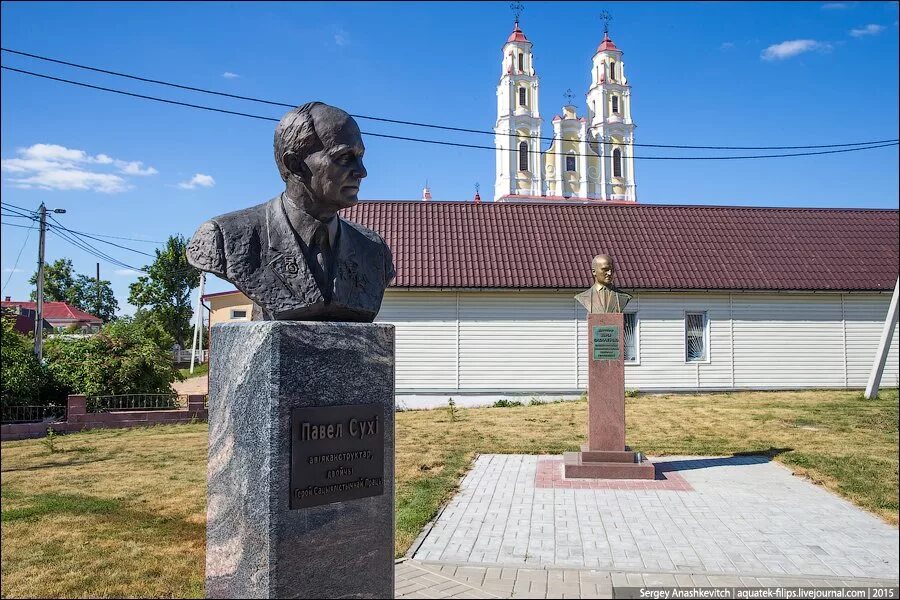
[519, 141, 529, 172]
[518, 53, 524, 72]
[566, 154, 576, 172]
[611, 96, 619, 114]
[609, 61, 616, 82]
[613, 148, 622, 178]
[518, 87, 527, 107]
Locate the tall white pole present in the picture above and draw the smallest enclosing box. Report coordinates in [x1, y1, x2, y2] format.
[33, 203, 47, 360]
[189, 272, 205, 374]
[865, 278, 899, 399]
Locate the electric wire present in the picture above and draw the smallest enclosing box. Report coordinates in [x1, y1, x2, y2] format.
[2, 66, 898, 160]
[47, 215, 148, 273]
[3, 47, 897, 151]
[1, 223, 35, 294]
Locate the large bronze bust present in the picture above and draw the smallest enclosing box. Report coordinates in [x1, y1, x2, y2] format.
[186, 102, 395, 322]
[575, 254, 632, 314]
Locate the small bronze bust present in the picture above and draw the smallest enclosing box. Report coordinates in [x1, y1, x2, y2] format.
[186, 102, 395, 322]
[575, 254, 632, 314]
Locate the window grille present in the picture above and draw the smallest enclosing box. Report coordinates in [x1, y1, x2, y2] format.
[612, 96, 619, 114]
[566, 155, 576, 172]
[624, 312, 638, 362]
[518, 87, 527, 106]
[612, 148, 622, 177]
[686, 312, 708, 362]
[518, 52, 524, 72]
[518, 141, 529, 172]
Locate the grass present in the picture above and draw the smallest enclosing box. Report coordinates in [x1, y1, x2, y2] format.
[1, 389, 897, 598]
[177, 362, 209, 379]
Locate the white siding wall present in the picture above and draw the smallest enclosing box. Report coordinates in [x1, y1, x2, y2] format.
[378, 289, 899, 394]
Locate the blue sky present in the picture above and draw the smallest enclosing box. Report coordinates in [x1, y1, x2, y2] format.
[2, 1, 898, 312]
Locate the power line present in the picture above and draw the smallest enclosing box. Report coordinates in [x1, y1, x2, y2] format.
[47, 221, 156, 257]
[2, 65, 898, 161]
[47, 215, 147, 273]
[0, 200, 39, 214]
[3, 47, 897, 151]
[1, 221, 39, 230]
[2, 202, 164, 244]
[1, 223, 35, 294]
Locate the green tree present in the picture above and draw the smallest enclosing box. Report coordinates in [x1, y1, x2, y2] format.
[127, 235, 200, 348]
[1, 316, 44, 404]
[29, 258, 119, 321]
[43, 316, 182, 397]
[69, 274, 119, 322]
[29, 258, 75, 302]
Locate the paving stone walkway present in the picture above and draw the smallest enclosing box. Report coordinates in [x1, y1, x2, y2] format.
[395, 454, 899, 598]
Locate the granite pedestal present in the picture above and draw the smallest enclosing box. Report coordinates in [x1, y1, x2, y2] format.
[205, 321, 395, 599]
[564, 312, 654, 480]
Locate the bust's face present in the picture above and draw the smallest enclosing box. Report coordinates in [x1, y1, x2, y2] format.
[593, 256, 614, 286]
[302, 112, 367, 218]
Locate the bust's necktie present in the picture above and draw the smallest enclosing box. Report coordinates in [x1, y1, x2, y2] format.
[313, 224, 333, 302]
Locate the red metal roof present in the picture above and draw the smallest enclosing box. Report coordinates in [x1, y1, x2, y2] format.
[597, 32, 620, 53]
[342, 201, 899, 292]
[0, 301, 102, 323]
[507, 21, 528, 43]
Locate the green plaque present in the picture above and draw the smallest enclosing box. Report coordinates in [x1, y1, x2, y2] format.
[592, 325, 620, 361]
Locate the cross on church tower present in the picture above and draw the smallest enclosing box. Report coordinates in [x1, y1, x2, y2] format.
[510, 1, 524, 24]
[564, 88, 575, 106]
[599, 10, 612, 35]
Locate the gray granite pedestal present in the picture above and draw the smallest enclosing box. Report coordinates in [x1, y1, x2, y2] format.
[205, 321, 395, 599]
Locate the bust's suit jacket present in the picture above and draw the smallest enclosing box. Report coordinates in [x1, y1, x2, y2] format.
[186, 194, 395, 322]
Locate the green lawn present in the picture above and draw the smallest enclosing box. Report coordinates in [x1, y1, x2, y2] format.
[1, 389, 897, 598]
[176, 362, 208, 380]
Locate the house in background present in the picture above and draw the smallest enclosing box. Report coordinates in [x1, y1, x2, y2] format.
[0, 305, 52, 335]
[202, 201, 900, 409]
[1, 299, 103, 334]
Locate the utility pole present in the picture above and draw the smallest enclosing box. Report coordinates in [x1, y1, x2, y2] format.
[189, 272, 206, 374]
[33, 203, 66, 360]
[33, 203, 47, 359]
[96, 262, 101, 318]
[865, 278, 899, 399]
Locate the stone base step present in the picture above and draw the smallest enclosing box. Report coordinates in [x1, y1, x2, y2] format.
[578, 444, 638, 463]
[563, 451, 656, 480]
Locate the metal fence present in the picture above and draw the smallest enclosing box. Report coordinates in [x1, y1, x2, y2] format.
[1, 404, 67, 424]
[172, 349, 209, 364]
[87, 393, 183, 413]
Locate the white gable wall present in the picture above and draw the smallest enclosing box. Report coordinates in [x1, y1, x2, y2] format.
[377, 289, 899, 408]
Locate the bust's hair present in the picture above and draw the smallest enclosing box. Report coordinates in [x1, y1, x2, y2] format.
[273, 102, 326, 181]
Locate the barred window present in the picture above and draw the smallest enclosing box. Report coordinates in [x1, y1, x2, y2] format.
[566, 155, 576, 172]
[519, 141, 529, 171]
[518, 87, 527, 106]
[624, 312, 638, 362]
[611, 95, 619, 114]
[609, 61, 616, 81]
[518, 52, 524, 72]
[685, 312, 708, 362]
[612, 148, 622, 177]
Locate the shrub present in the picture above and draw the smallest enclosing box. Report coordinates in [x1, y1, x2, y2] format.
[0, 317, 63, 407]
[44, 316, 182, 397]
[492, 399, 523, 408]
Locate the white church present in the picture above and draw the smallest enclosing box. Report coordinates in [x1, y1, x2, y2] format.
[494, 20, 637, 203]
[203, 18, 899, 409]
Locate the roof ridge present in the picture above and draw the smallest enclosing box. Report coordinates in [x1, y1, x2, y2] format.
[354, 200, 898, 213]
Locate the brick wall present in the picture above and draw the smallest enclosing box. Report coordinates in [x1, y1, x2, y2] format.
[0, 394, 208, 441]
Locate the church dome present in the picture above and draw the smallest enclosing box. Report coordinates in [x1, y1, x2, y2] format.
[597, 32, 619, 52]
[507, 21, 528, 43]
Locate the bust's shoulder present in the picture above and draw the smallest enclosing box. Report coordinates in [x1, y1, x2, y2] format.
[185, 198, 274, 274]
[207, 200, 270, 235]
[341, 217, 389, 249]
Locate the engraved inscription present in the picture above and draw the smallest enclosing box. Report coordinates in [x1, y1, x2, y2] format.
[290, 404, 385, 509]
[592, 325, 620, 361]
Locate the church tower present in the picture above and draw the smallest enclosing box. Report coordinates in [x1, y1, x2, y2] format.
[494, 18, 543, 201]
[586, 27, 637, 202]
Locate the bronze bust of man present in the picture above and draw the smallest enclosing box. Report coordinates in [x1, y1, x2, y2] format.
[575, 254, 632, 314]
[186, 102, 395, 322]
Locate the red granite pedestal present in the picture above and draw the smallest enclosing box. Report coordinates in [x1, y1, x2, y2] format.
[563, 312, 655, 480]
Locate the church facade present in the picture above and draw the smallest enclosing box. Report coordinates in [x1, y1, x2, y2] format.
[494, 20, 637, 202]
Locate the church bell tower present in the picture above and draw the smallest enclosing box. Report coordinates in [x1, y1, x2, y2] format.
[494, 17, 543, 201]
[586, 23, 637, 202]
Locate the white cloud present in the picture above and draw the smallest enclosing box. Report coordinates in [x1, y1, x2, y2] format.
[0, 143, 157, 193]
[222, 71, 240, 79]
[114, 268, 141, 276]
[3, 267, 25, 273]
[177, 173, 216, 189]
[334, 29, 349, 46]
[822, 2, 849, 9]
[849, 24, 885, 37]
[761, 39, 831, 60]
[720, 42, 735, 50]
